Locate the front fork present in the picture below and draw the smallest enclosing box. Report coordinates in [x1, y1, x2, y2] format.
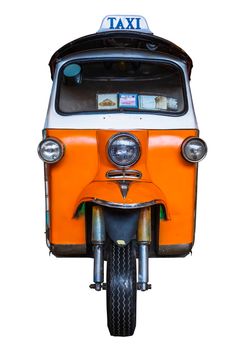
[90, 206, 105, 291]
[89, 206, 151, 291]
[137, 207, 152, 291]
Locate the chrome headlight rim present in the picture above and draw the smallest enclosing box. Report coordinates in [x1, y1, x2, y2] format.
[181, 137, 207, 163]
[107, 132, 141, 168]
[38, 137, 65, 164]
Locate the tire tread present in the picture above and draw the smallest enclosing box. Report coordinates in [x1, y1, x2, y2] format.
[107, 241, 136, 336]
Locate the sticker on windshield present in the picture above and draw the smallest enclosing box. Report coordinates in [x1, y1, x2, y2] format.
[139, 95, 167, 110]
[167, 98, 178, 111]
[97, 94, 118, 110]
[119, 94, 138, 108]
[139, 95, 178, 111]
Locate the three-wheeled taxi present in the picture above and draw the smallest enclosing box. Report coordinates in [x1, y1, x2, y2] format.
[38, 15, 207, 336]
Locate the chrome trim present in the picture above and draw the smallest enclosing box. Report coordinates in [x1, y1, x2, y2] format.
[118, 180, 131, 199]
[181, 137, 207, 163]
[37, 137, 65, 164]
[106, 169, 142, 179]
[44, 163, 50, 231]
[92, 199, 157, 209]
[107, 132, 141, 168]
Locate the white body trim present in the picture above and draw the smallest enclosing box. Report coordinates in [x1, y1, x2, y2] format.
[45, 50, 198, 130]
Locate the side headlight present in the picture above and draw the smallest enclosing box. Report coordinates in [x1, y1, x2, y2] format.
[38, 137, 64, 163]
[107, 133, 140, 168]
[181, 137, 207, 163]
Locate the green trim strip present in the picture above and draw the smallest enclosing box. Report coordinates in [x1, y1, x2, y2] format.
[75, 203, 86, 218]
[160, 205, 165, 220]
[46, 210, 50, 227]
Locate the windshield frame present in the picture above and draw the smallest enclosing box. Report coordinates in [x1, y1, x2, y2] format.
[55, 57, 188, 117]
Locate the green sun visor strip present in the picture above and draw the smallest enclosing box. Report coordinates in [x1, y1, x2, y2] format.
[160, 205, 166, 220]
[74, 203, 86, 218]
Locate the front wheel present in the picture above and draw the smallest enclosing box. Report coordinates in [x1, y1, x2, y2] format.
[106, 241, 137, 336]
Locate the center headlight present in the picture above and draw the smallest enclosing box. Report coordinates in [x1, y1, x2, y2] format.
[107, 133, 140, 167]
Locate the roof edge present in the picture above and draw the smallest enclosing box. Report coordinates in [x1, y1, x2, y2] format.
[49, 31, 193, 79]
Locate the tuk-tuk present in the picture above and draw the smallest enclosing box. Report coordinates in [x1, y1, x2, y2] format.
[38, 15, 207, 336]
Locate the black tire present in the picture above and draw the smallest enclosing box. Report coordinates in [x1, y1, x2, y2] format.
[106, 241, 137, 337]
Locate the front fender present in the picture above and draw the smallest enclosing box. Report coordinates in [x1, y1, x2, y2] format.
[74, 181, 169, 217]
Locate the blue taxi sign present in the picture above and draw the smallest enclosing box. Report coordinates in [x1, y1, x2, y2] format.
[98, 15, 152, 33]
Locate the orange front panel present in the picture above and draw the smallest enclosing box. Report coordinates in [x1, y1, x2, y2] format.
[147, 130, 198, 245]
[45, 128, 198, 247]
[46, 129, 99, 244]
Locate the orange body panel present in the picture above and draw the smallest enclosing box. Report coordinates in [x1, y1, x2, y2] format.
[46, 129, 198, 246]
[148, 130, 198, 245]
[46, 130, 99, 244]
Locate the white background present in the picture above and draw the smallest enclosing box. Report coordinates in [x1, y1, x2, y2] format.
[1, 0, 240, 349]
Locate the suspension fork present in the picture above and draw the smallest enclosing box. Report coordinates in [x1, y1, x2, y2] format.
[137, 207, 152, 291]
[89, 205, 152, 291]
[90, 206, 105, 291]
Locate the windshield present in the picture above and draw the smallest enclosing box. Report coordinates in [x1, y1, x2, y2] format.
[57, 60, 186, 115]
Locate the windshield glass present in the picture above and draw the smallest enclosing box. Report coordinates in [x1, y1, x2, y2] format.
[57, 60, 186, 115]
